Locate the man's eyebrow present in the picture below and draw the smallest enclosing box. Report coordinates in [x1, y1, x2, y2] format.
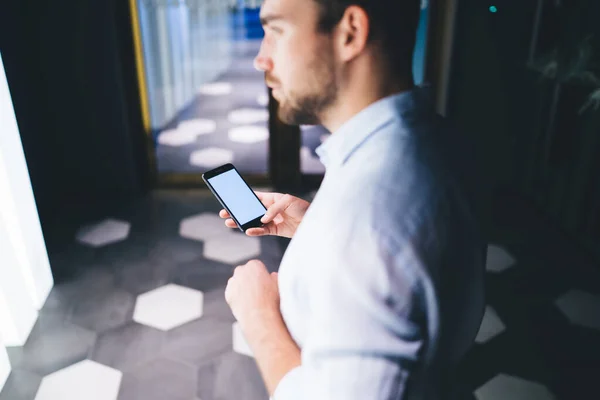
[260, 13, 285, 26]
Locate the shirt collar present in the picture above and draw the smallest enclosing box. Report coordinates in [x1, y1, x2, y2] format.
[315, 86, 432, 168]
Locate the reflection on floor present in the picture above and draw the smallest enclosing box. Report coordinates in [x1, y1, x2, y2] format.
[156, 40, 271, 175]
[1, 189, 599, 400]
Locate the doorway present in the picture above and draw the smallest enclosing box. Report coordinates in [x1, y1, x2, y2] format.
[133, 0, 270, 186]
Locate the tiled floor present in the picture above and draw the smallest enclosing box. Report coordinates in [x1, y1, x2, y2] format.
[155, 40, 272, 175]
[1, 189, 599, 400]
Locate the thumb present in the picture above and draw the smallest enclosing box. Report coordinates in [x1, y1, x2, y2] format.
[271, 271, 279, 280]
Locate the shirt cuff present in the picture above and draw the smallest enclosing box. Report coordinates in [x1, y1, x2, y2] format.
[272, 365, 303, 400]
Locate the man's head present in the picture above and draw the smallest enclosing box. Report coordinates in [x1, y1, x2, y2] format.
[255, 0, 421, 127]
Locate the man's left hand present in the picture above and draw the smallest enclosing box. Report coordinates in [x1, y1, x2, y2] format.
[225, 260, 280, 328]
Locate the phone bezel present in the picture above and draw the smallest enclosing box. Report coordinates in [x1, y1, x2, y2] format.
[202, 163, 266, 232]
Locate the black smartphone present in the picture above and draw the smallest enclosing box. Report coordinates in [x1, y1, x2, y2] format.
[202, 163, 267, 232]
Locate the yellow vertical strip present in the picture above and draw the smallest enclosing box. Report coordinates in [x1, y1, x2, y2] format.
[129, 0, 151, 133]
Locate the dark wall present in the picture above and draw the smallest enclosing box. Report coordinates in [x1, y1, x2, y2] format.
[448, 0, 600, 262]
[0, 0, 149, 232]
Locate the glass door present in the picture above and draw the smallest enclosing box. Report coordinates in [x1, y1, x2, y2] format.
[132, 0, 271, 186]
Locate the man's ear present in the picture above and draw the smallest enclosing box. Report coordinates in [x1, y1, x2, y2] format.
[335, 5, 370, 63]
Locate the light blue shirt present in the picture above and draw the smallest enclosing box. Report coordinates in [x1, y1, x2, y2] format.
[273, 87, 486, 400]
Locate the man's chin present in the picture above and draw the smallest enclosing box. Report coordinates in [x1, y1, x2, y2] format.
[278, 108, 319, 127]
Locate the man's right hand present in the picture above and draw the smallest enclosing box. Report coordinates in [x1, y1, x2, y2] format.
[219, 191, 310, 239]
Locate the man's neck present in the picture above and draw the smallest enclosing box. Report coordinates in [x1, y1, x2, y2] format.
[321, 78, 414, 133]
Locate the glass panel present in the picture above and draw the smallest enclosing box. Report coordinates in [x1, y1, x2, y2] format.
[300, 0, 431, 175]
[138, 0, 269, 176]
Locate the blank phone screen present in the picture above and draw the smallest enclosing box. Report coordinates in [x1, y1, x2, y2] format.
[208, 169, 266, 225]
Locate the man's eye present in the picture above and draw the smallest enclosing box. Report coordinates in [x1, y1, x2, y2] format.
[269, 26, 283, 34]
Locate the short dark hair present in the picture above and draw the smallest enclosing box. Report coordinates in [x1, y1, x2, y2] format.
[312, 0, 421, 78]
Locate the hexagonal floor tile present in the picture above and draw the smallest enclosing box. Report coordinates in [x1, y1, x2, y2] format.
[257, 93, 269, 106]
[90, 323, 165, 372]
[300, 146, 326, 174]
[474, 374, 555, 400]
[6, 314, 97, 376]
[228, 108, 269, 124]
[555, 289, 600, 331]
[164, 318, 233, 367]
[475, 306, 506, 344]
[157, 128, 197, 147]
[76, 219, 131, 248]
[177, 118, 217, 137]
[198, 82, 233, 96]
[117, 358, 195, 400]
[179, 213, 231, 242]
[211, 352, 269, 400]
[189, 148, 234, 169]
[228, 126, 269, 144]
[34, 360, 122, 400]
[233, 322, 253, 358]
[486, 244, 516, 273]
[133, 284, 204, 331]
[69, 288, 135, 333]
[204, 233, 261, 265]
[0, 369, 42, 400]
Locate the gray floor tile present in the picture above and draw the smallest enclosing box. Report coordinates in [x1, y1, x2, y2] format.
[90, 322, 166, 372]
[163, 317, 233, 367]
[212, 352, 268, 400]
[95, 238, 154, 266]
[42, 265, 116, 318]
[6, 314, 97, 376]
[0, 369, 42, 400]
[200, 286, 236, 323]
[69, 288, 135, 333]
[114, 258, 174, 296]
[170, 258, 235, 293]
[148, 237, 205, 264]
[118, 358, 196, 400]
[196, 358, 218, 400]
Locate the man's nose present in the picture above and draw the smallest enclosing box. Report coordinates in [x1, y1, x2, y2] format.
[254, 42, 273, 72]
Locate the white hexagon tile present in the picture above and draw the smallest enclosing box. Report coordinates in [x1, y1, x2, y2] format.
[486, 244, 516, 273]
[190, 148, 234, 169]
[157, 128, 198, 147]
[76, 218, 131, 248]
[233, 321, 253, 358]
[475, 306, 506, 344]
[157, 119, 216, 147]
[177, 118, 217, 136]
[179, 213, 232, 242]
[555, 289, 600, 331]
[228, 126, 269, 144]
[474, 374, 556, 400]
[204, 233, 261, 265]
[34, 360, 122, 400]
[228, 108, 269, 124]
[198, 82, 233, 96]
[133, 284, 204, 331]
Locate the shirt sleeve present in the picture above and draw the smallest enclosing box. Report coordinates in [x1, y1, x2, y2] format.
[272, 232, 429, 400]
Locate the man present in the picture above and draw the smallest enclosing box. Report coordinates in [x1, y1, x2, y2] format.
[220, 0, 486, 398]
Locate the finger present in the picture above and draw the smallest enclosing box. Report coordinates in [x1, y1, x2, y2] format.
[245, 227, 269, 236]
[219, 209, 231, 219]
[261, 194, 293, 224]
[246, 220, 279, 236]
[254, 191, 276, 208]
[225, 219, 238, 228]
